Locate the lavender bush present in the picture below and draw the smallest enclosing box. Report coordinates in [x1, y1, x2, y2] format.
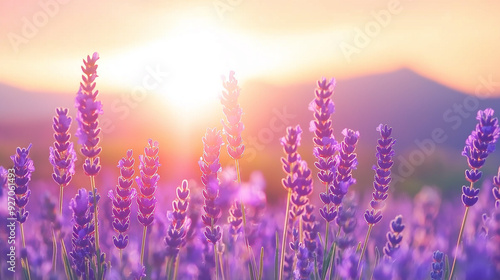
[2, 52, 500, 280]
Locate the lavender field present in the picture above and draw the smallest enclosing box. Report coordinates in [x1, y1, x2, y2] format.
[0, 51, 499, 280]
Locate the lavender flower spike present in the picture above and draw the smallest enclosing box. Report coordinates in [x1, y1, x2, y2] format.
[165, 180, 191, 258]
[430, 250, 444, 280]
[108, 149, 137, 249]
[50, 107, 77, 213]
[493, 167, 500, 208]
[136, 140, 160, 227]
[330, 128, 359, 208]
[199, 128, 223, 244]
[70, 188, 95, 278]
[75, 52, 103, 176]
[383, 215, 405, 259]
[365, 124, 395, 225]
[221, 71, 245, 160]
[11, 144, 35, 224]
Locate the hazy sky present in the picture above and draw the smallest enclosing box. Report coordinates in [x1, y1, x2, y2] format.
[1, 0, 500, 99]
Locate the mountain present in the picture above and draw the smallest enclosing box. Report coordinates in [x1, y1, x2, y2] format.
[1, 69, 499, 201]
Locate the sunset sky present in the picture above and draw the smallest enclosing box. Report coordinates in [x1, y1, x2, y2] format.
[1, 0, 500, 106]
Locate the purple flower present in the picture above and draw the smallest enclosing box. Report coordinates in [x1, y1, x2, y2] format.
[310, 78, 338, 208]
[165, 180, 191, 258]
[365, 124, 395, 225]
[199, 128, 223, 244]
[430, 250, 444, 280]
[108, 149, 137, 249]
[69, 188, 95, 278]
[11, 144, 34, 224]
[302, 204, 319, 260]
[220, 71, 245, 160]
[337, 248, 359, 280]
[492, 167, 500, 208]
[336, 197, 357, 250]
[0, 166, 7, 197]
[136, 140, 160, 227]
[383, 215, 405, 259]
[329, 128, 359, 209]
[75, 52, 103, 177]
[228, 200, 243, 242]
[50, 108, 77, 187]
[461, 109, 499, 207]
[294, 245, 313, 279]
[280, 125, 302, 191]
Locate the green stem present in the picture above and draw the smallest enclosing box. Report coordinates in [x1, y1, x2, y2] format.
[20, 223, 31, 280]
[173, 256, 180, 280]
[90, 175, 99, 250]
[214, 243, 219, 280]
[279, 189, 292, 280]
[449, 206, 470, 280]
[140, 226, 148, 267]
[236, 159, 257, 279]
[358, 224, 373, 274]
[59, 185, 64, 215]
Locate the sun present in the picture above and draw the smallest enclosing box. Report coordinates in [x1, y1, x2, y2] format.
[148, 17, 245, 117]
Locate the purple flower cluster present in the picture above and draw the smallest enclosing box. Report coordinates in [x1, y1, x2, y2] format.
[492, 167, 500, 208]
[383, 215, 405, 259]
[75, 52, 103, 176]
[136, 139, 160, 227]
[221, 71, 245, 160]
[199, 128, 223, 244]
[330, 129, 359, 208]
[108, 149, 137, 249]
[165, 180, 191, 258]
[461, 109, 499, 207]
[365, 124, 395, 225]
[49, 108, 77, 188]
[228, 200, 243, 241]
[281, 125, 302, 191]
[430, 250, 444, 280]
[70, 189, 96, 278]
[11, 144, 34, 224]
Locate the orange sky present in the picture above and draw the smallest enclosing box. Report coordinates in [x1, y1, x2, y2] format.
[1, 0, 500, 99]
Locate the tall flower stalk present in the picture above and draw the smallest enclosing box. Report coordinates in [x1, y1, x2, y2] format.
[136, 139, 160, 269]
[199, 128, 223, 279]
[359, 124, 395, 270]
[279, 125, 302, 280]
[449, 108, 499, 279]
[310, 78, 338, 269]
[49, 108, 77, 214]
[11, 144, 34, 279]
[108, 150, 137, 261]
[69, 189, 96, 279]
[165, 180, 191, 280]
[75, 52, 104, 275]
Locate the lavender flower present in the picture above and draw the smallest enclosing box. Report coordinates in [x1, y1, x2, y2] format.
[228, 200, 243, 242]
[302, 204, 319, 260]
[281, 125, 302, 191]
[165, 180, 191, 258]
[430, 250, 444, 280]
[136, 139, 160, 227]
[199, 128, 223, 244]
[309, 78, 339, 223]
[75, 52, 103, 177]
[108, 149, 137, 249]
[383, 215, 405, 259]
[0, 166, 7, 197]
[338, 248, 359, 280]
[49, 107, 77, 213]
[336, 197, 357, 250]
[330, 128, 359, 208]
[461, 108, 499, 207]
[70, 189, 95, 278]
[294, 245, 313, 279]
[492, 167, 500, 208]
[221, 71, 245, 160]
[365, 124, 395, 225]
[11, 144, 34, 224]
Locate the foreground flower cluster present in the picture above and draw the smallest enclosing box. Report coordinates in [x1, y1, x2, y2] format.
[0, 53, 500, 280]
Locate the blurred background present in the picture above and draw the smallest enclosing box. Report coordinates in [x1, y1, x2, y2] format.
[1, 0, 500, 204]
